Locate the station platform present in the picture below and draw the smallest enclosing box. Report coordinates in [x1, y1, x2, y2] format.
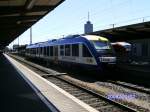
[1, 53, 98, 112]
[0, 53, 51, 112]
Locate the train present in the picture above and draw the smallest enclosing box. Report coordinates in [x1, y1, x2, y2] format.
[111, 42, 131, 63]
[25, 35, 116, 71]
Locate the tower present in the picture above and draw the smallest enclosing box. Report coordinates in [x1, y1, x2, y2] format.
[84, 12, 93, 34]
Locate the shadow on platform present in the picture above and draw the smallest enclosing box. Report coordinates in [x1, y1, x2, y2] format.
[0, 54, 51, 112]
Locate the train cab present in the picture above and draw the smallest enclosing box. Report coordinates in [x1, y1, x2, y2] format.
[83, 35, 116, 64]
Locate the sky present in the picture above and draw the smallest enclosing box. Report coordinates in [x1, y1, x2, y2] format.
[9, 0, 150, 48]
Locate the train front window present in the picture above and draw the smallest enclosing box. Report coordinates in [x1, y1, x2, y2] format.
[92, 41, 111, 50]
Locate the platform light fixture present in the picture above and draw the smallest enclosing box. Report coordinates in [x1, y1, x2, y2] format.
[30, 27, 32, 45]
[26, 0, 37, 10]
[16, 21, 21, 25]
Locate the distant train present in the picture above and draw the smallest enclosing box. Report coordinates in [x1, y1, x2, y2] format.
[111, 42, 131, 63]
[25, 35, 116, 71]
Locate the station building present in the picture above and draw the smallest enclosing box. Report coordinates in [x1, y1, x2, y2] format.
[89, 21, 150, 62]
[129, 39, 150, 62]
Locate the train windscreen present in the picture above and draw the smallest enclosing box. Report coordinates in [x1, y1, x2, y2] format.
[91, 40, 115, 55]
[92, 41, 111, 50]
[92, 41, 110, 50]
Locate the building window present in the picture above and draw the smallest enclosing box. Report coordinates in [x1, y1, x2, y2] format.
[142, 43, 148, 56]
[50, 46, 53, 56]
[60, 45, 64, 56]
[72, 44, 79, 56]
[65, 45, 71, 56]
[82, 44, 92, 57]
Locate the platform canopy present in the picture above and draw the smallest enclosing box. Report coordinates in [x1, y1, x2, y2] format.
[0, 0, 64, 49]
[90, 21, 150, 42]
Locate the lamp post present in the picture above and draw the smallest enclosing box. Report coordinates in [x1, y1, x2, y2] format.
[30, 27, 32, 44]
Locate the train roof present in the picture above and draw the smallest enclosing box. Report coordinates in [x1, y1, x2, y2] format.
[111, 42, 131, 46]
[83, 35, 109, 41]
[26, 35, 109, 49]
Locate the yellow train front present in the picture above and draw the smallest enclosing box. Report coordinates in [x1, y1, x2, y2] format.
[26, 35, 116, 72]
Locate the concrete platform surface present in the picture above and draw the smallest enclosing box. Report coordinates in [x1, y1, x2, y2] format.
[0, 53, 52, 112]
[5, 54, 98, 112]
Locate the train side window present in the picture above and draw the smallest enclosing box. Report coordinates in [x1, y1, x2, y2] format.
[35, 48, 38, 55]
[32, 49, 33, 54]
[33, 48, 36, 54]
[65, 45, 70, 56]
[44, 47, 46, 56]
[60, 45, 64, 56]
[29, 49, 30, 54]
[47, 46, 49, 56]
[34, 48, 36, 54]
[82, 44, 92, 57]
[33, 48, 34, 54]
[35, 48, 36, 54]
[31, 49, 33, 54]
[72, 44, 79, 56]
[40, 47, 42, 55]
[38, 48, 39, 55]
[42, 47, 44, 56]
[30, 48, 32, 54]
[50, 46, 53, 56]
[27, 49, 30, 54]
[31, 48, 33, 54]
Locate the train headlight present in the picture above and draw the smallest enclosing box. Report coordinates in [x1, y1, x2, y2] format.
[99, 57, 116, 62]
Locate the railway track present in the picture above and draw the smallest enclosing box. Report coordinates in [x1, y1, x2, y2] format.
[108, 80, 150, 94]
[9, 54, 149, 112]
[46, 76, 130, 112]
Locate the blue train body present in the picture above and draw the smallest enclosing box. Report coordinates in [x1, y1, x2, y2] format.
[26, 35, 116, 71]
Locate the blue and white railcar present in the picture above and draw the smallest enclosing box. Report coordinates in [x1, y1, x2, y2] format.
[26, 35, 116, 71]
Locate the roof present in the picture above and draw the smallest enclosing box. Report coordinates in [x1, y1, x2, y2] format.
[111, 42, 131, 46]
[27, 35, 111, 48]
[83, 35, 108, 41]
[0, 0, 64, 49]
[90, 21, 150, 42]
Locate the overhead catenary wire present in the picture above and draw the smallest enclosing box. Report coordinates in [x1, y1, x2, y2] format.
[12, 0, 133, 45]
[10, 0, 150, 46]
[46, 0, 132, 34]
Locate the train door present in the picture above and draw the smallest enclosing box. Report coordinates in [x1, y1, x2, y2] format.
[54, 46, 58, 63]
[81, 44, 97, 65]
